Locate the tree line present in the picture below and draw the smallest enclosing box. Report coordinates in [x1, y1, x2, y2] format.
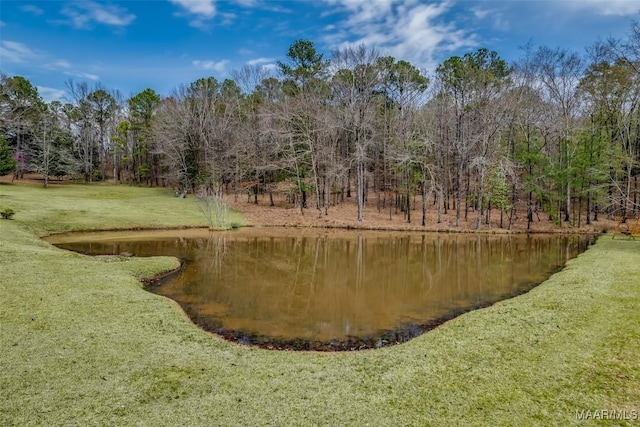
[1, 22, 640, 229]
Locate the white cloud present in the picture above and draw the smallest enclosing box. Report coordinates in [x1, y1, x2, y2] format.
[187, 18, 209, 30]
[246, 57, 276, 66]
[472, 7, 490, 20]
[233, 0, 258, 7]
[170, 0, 222, 29]
[245, 57, 277, 73]
[21, 4, 44, 16]
[61, 1, 135, 28]
[47, 61, 101, 87]
[47, 59, 72, 69]
[169, 0, 216, 18]
[219, 12, 237, 26]
[324, 0, 476, 71]
[0, 41, 37, 63]
[64, 71, 100, 81]
[331, 0, 394, 25]
[470, 6, 509, 32]
[193, 59, 229, 72]
[566, 0, 639, 16]
[37, 86, 66, 102]
[261, 63, 277, 72]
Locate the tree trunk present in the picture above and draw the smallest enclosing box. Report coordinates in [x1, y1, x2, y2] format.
[356, 161, 364, 222]
[437, 188, 442, 224]
[476, 167, 484, 230]
[456, 157, 462, 227]
[421, 177, 427, 227]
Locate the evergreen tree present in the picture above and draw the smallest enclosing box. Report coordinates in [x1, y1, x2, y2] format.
[0, 135, 16, 176]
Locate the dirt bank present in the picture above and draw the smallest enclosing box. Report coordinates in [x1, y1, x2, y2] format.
[225, 191, 614, 234]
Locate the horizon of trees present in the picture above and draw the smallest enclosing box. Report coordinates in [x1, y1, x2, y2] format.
[1, 22, 640, 229]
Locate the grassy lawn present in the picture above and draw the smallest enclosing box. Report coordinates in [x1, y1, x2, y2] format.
[0, 182, 244, 235]
[1, 183, 639, 426]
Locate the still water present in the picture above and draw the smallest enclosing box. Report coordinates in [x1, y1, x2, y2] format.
[49, 229, 593, 350]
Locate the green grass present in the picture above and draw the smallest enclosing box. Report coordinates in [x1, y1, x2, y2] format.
[0, 183, 244, 235]
[1, 182, 639, 426]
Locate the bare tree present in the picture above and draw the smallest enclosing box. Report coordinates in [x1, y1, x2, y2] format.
[87, 87, 119, 182]
[377, 57, 429, 224]
[276, 40, 330, 215]
[437, 49, 511, 228]
[530, 46, 584, 224]
[330, 45, 381, 222]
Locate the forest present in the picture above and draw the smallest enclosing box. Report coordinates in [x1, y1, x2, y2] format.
[1, 21, 640, 230]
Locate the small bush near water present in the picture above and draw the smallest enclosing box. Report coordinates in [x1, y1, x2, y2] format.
[1, 208, 15, 219]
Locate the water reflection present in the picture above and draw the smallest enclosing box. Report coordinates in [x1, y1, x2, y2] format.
[50, 230, 593, 350]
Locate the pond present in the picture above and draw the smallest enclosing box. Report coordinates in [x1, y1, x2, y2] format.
[48, 229, 594, 351]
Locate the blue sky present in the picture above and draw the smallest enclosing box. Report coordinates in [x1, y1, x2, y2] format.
[1, 0, 638, 102]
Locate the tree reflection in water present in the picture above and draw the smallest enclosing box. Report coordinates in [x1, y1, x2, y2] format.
[51, 230, 594, 350]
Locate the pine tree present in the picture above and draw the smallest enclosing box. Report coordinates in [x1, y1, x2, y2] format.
[0, 136, 17, 176]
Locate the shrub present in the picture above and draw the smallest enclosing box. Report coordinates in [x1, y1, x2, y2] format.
[1, 208, 15, 220]
[91, 170, 103, 181]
